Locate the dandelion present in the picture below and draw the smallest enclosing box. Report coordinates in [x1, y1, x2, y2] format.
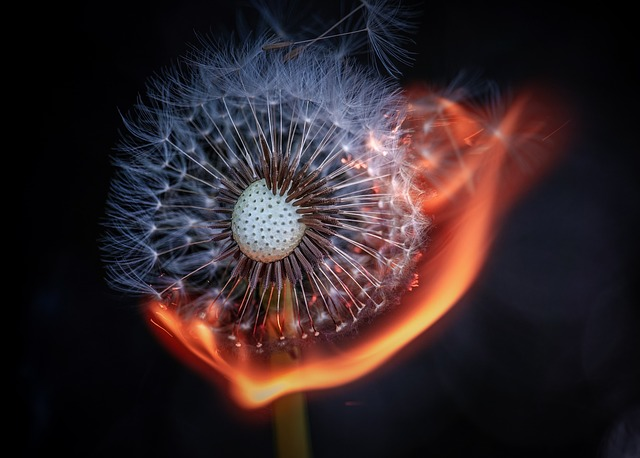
[101, 0, 430, 353]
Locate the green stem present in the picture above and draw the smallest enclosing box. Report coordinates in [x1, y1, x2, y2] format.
[273, 386, 313, 458]
[271, 280, 313, 458]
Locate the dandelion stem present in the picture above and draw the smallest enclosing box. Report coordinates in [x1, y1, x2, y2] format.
[271, 281, 313, 458]
[273, 381, 313, 458]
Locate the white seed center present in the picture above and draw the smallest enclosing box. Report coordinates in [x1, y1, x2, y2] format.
[231, 179, 306, 263]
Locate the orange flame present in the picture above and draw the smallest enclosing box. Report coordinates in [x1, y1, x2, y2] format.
[145, 83, 570, 409]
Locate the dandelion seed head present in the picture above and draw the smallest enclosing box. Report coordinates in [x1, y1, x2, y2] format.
[101, 0, 430, 352]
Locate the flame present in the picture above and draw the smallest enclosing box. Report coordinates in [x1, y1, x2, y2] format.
[145, 83, 570, 409]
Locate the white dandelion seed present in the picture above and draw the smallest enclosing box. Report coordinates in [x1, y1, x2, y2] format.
[101, 0, 430, 352]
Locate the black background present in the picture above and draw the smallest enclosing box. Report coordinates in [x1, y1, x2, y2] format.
[23, 1, 639, 457]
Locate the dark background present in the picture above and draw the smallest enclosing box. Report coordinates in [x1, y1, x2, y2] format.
[23, 1, 639, 457]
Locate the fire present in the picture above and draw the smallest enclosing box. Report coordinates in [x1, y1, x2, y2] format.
[145, 83, 570, 409]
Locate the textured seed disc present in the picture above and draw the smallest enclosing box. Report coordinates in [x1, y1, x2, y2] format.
[231, 179, 307, 263]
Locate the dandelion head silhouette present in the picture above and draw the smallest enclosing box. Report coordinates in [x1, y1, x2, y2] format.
[101, 0, 431, 353]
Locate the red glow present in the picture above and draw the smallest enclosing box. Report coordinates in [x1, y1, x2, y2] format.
[145, 83, 570, 409]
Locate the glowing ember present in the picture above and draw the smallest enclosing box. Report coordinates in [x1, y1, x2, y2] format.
[145, 84, 569, 408]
